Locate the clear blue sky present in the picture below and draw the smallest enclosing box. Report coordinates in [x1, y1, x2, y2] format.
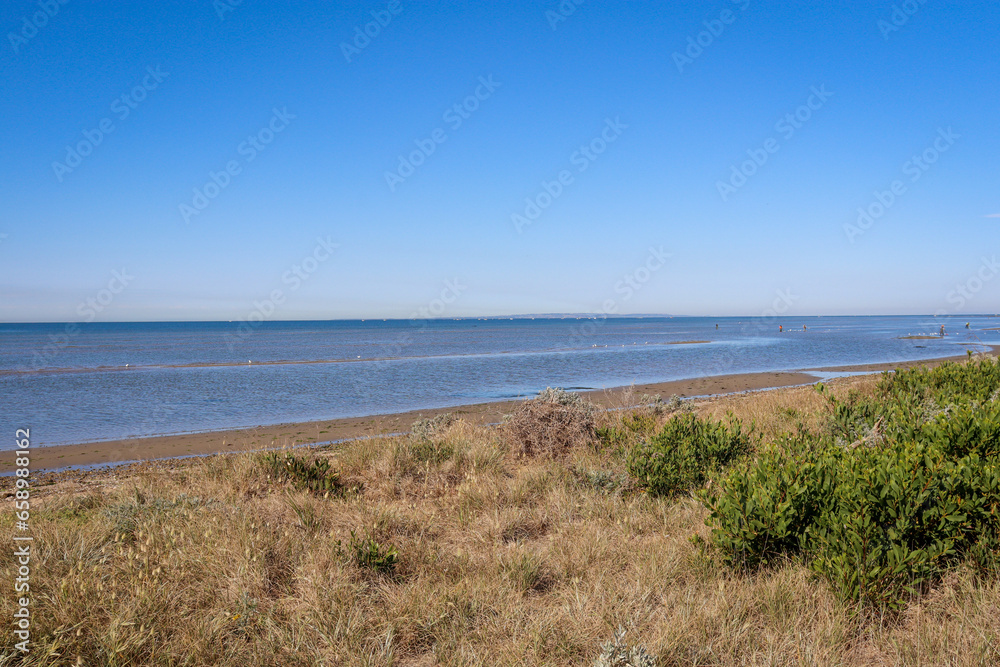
[2, 1, 998, 322]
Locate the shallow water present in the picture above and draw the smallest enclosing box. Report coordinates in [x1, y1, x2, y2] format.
[1, 316, 995, 447]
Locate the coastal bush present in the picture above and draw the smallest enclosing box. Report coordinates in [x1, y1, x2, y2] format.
[594, 425, 630, 454]
[883, 355, 1000, 405]
[504, 387, 597, 458]
[628, 413, 753, 498]
[704, 359, 1000, 610]
[536, 386, 592, 407]
[808, 445, 1000, 609]
[260, 451, 340, 495]
[701, 432, 837, 569]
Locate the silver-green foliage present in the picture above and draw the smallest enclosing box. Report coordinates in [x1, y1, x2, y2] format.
[594, 628, 656, 667]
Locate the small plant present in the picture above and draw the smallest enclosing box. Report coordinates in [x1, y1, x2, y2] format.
[260, 451, 340, 495]
[499, 550, 550, 593]
[594, 627, 656, 667]
[407, 437, 456, 464]
[346, 530, 399, 574]
[629, 413, 753, 497]
[665, 394, 690, 412]
[571, 465, 628, 494]
[411, 412, 457, 440]
[536, 386, 591, 407]
[595, 413, 658, 454]
[226, 592, 261, 639]
[595, 426, 630, 453]
[623, 413, 657, 434]
[285, 492, 322, 531]
[635, 393, 665, 415]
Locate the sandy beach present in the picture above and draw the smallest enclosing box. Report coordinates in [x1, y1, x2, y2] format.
[7, 348, 990, 474]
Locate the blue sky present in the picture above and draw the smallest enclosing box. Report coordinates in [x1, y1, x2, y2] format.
[1, 0, 998, 322]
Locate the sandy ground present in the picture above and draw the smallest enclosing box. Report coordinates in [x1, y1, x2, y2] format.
[6, 348, 994, 474]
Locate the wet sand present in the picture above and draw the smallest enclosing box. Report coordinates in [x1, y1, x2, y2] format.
[7, 348, 995, 473]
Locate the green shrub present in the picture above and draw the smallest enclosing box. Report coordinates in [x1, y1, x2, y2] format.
[260, 451, 340, 495]
[806, 445, 1000, 609]
[623, 413, 657, 434]
[628, 413, 753, 497]
[913, 401, 1000, 458]
[883, 357, 1000, 405]
[701, 433, 838, 569]
[705, 359, 1000, 610]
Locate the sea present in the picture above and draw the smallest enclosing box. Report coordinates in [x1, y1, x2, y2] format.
[1, 315, 997, 448]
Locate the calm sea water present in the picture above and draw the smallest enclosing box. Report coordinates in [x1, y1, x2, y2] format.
[1, 316, 997, 447]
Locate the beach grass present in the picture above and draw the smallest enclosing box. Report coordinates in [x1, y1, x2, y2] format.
[2, 368, 1000, 665]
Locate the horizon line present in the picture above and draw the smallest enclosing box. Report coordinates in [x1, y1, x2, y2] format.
[3, 313, 998, 325]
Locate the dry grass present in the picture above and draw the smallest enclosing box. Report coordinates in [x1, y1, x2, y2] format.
[502, 388, 597, 460]
[693, 375, 879, 442]
[2, 374, 999, 666]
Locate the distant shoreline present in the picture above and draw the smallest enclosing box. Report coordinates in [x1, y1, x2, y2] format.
[6, 347, 993, 474]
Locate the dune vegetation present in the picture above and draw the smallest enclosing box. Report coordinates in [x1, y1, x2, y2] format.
[4, 357, 1000, 665]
